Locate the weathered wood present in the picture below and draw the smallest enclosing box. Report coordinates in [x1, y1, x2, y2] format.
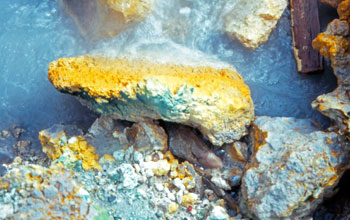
[290, 0, 323, 74]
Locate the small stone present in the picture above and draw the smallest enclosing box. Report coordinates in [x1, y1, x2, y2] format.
[133, 151, 144, 163]
[173, 178, 186, 191]
[1, 130, 10, 139]
[0, 204, 14, 219]
[31, 188, 44, 199]
[181, 193, 198, 206]
[176, 190, 184, 204]
[168, 203, 179, 214]
[208, 206, 229, 220]
[156, 210, 164, 218]
[211, 176, 231, 191]
[43, 185, 58, 199]
[108, 195, 116, 202]
[155, 182, 164, 191]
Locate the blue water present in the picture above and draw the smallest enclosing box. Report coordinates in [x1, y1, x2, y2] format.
[0, 0, 336, 146]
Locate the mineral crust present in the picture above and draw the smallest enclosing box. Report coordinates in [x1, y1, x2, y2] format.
[60, 0, 153, 40]
[224, 0, 288, 50]
[48, 56, 254, 146]
[312, 0, 350, 134]
[240, 116, 348, 220]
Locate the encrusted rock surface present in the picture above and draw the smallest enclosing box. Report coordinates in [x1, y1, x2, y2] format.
[312, 0, 350, 133]
[224, 0, 288, 50]
[240, 116, 348, 220]
[60, 0, 153, 40]
[48, 56, 254, 146]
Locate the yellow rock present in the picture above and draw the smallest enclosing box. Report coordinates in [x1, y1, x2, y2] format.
[168, 203, 179, 214]
[39, 129, 101, 171]
[181, 193, 198, 206]
[60, 0, 153, 40]
[48, 56, 254, 146]
[224, 0, 288, 50]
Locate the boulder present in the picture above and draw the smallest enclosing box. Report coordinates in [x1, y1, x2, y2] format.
[240, 116, 348, 219]
[312, 0, 350, 134]
[60, 0, 153, 40]
[224, 0, 288, 50]
[48, 56, 254, 146]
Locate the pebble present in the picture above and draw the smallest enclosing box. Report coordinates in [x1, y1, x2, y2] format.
[155, 182, 164, 191]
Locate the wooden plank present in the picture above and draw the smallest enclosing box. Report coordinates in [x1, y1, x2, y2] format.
[290, 0, 324, 74]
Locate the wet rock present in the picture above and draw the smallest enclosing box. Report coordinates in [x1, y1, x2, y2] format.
[60, 0, 154, 40]
[321, 0, 343, 8]
[126, 120, 168, 152]
[240, 116, 348, 219]
[224, 0, 288, 50]
[167, 124, 223, 169]
[312, 0, 350, 133]
[48, 56, 254, 146]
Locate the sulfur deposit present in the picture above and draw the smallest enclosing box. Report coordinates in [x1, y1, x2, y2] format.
[224, 0, 288, 50]
[48, 56, 254, 146]
[312, 0, 350, 133]
[60, 0, 153, 40]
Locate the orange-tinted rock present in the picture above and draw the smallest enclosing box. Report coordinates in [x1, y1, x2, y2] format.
[48, 56, 254, 146]
[312, 0, 350, 133]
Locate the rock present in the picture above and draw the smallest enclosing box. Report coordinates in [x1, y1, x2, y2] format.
[43, 185, 58, 199]
[320, 0, 343, 8]
[85, 116, 131, 157]
[60, 0, 154, 40]
[126, 120, 168, 152]
[208, 205, 230, 220]
[240, 116, 348, 219]
[168, 203, 179, 214]
[181, 193, 198, 206]
[116, 163, 139, 189]
[167, 124, 223, 169]
[48, 56, 254, 146]
[219, 141, 249, 187]
[39, 125, 101, 171]
[141, 159, 171, 176]
[0, 204, 14, 219]
[224, 0, 288, 50]
[312, 0, 350, 134]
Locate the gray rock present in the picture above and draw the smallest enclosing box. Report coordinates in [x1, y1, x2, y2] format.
[44, 185, 58, 199]
[126, 120, 168, 152]
[240, 116, 348, 220]
[85, 116, 131, 157]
